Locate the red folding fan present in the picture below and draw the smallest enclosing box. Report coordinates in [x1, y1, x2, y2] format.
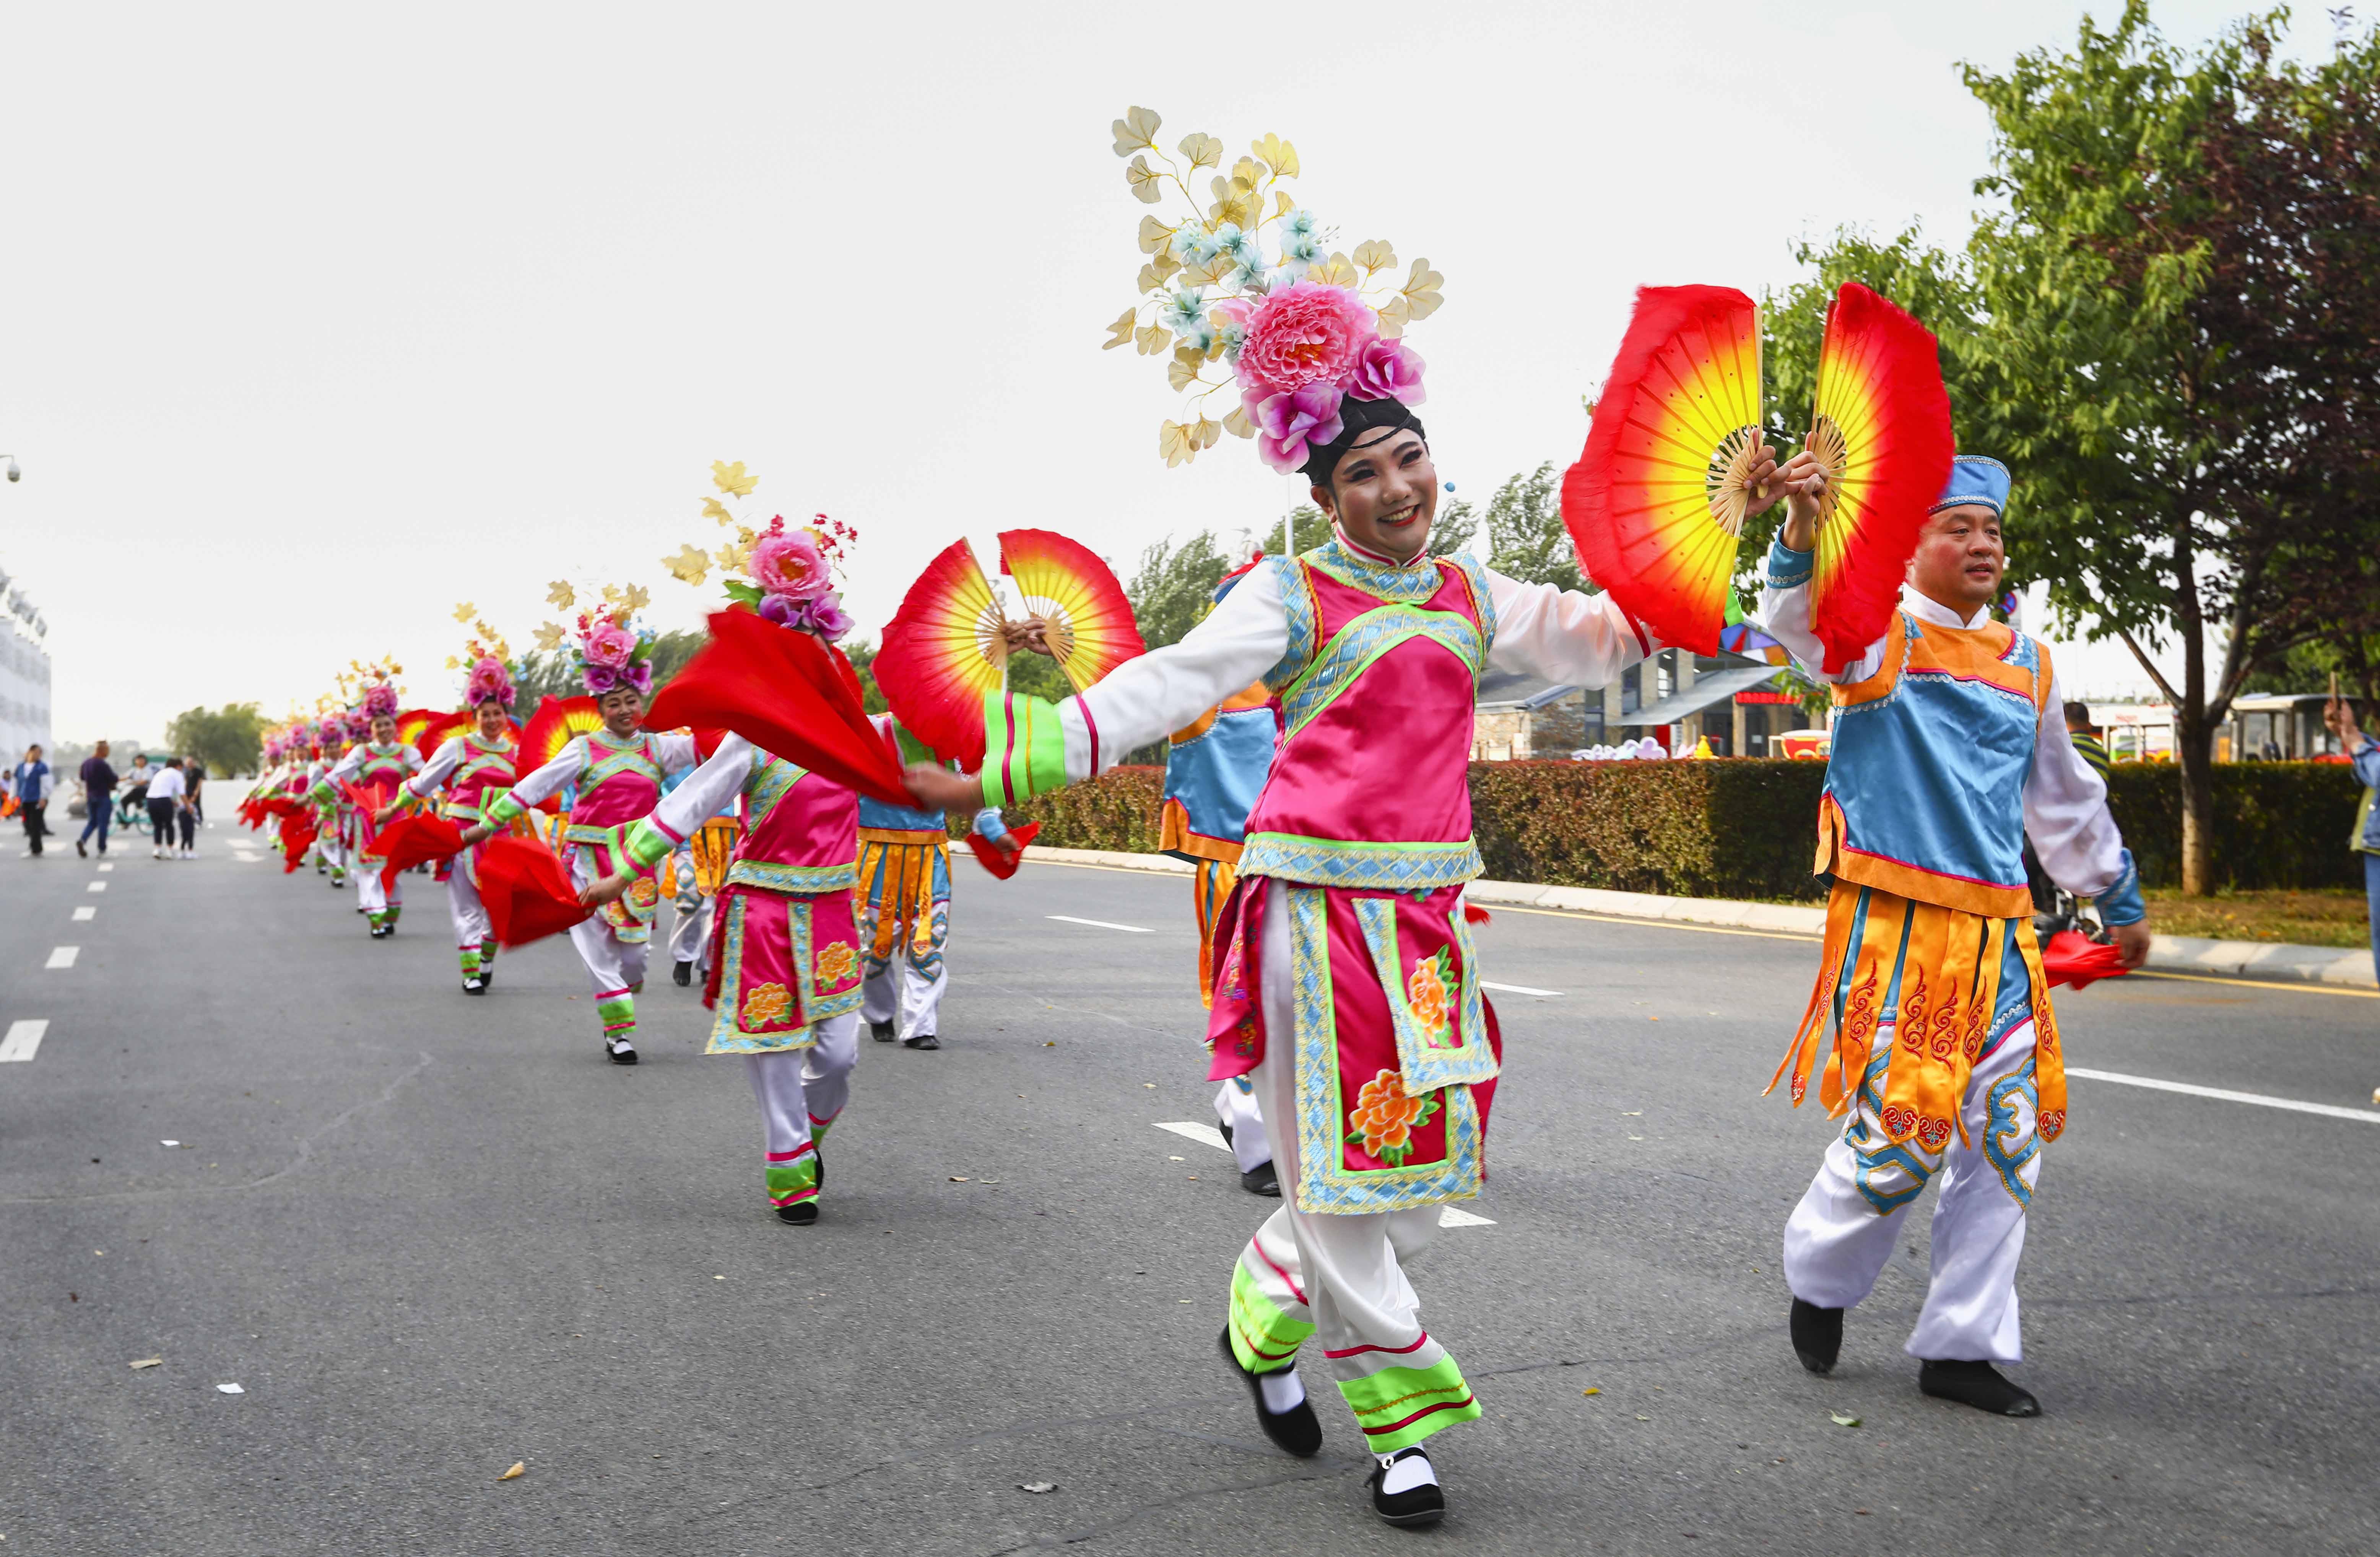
[1562, 285, 1767, 656]
[517, 696, 601, 811]
[394, 708, 464, 761]
[1799, 283, 1954, 673]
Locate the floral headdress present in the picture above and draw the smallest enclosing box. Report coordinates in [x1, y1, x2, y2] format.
[531, 581, 657, 698]
[663, 460, 857, 641]
[445, 605, 518, 709]
[1102, 107, 1444, 473]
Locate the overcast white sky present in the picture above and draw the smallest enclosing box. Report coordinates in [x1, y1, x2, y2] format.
[0, 1, 2333, 742]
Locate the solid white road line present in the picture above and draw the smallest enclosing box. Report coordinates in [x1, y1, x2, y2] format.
[0, 1020, 48, 1062]
[72, 906, 95, 922]
[1047, 915, 1154, 934]
[1483, 981, 1564, 998]
[86, 882, 106, 893]
[1157, 1120, 1230, 1152]
[2067, 1067, 2380, 1125]
[46, 947, 79, 970]
[1151, 1122, 1496, 1227]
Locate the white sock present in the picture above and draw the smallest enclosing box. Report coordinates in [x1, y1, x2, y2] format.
[1257, 1368, 1306, 1414]
[1377, 1448, 1437, 1494]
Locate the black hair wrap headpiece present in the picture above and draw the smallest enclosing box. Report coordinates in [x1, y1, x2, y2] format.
[1299, 396, 1427, 485]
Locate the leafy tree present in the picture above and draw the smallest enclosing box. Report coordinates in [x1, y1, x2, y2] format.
[1124, 529, 1236, 651]
[1768, 4, 2380, 893]
[1479, 463, 1577, 591]
[165, 702, 268, 777]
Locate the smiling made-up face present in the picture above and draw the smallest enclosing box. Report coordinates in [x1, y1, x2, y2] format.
[597, 688, 644, 737]
[475, 700, 510, 740]
[1906, 503, 2005, 613]
[371, 716, 398, 745]
[1312, 427, 1439, 563]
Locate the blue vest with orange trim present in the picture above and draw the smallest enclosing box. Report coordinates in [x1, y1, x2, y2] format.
[1818, 608, 2052, 920]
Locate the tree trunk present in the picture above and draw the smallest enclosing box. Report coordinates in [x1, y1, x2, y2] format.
[2174, 703, 2216, 896]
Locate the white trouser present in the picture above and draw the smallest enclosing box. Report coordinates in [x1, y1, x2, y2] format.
[1783, 1018, 2043, 1363]
[358, 866, 400, 916]
[860, 956, 947, 1039]
[448, 866, 490, 950]
[744, 1012, 861, 1145]
[669, 894, 713, 967]
[1215, 1075, 1273, 1173]
[566, 848, 647, 1001]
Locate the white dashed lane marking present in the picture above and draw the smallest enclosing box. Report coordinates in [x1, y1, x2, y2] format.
[72, 906, 95, 921]
[86, 882, 106, 893]
[46, 947, 79, 970]
[0, 1020, 48, 1062]
[1047, 915, 1154, 934]
[1483, 981, 1564, 998]
[97, 863, 112, 872]
[2068, 1068, 2380, 1125]
[1152, 1122, 1496, 1227]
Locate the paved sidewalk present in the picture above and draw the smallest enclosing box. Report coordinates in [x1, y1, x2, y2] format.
[1025, 847, 2379, 991]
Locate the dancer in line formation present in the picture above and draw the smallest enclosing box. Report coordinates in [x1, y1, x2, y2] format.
[227, 107, 2181, 1537]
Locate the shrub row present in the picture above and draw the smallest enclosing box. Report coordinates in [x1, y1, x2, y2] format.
[999, 759, 2369, 897]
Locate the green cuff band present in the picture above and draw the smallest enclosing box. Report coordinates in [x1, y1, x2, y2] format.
[483, 792, 526, 828]
[622, 818, 674, 874]
[980, 691, 1069, 809]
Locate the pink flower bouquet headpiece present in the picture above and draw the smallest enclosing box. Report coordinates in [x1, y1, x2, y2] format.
[450, 614, 517, 709]
[665, 460, 858, 642]
[1101, 107, 1444, 470]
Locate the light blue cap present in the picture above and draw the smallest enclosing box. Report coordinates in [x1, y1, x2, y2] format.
[1931, 454, 2010, 516]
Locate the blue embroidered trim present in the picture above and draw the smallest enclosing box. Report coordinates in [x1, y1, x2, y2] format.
[1984, 1059, 2040, 1209]
[746, 750, 810, 827]
[1287, 885, 1486, 1215]
[1278, 605, 1486, 739]
[1307, 537, 1446, 602]
[725, 859, 858, 893]
[1240, 833, 1483, 890]
[1766, 539, 1813, 589]
[1846, 1047, 1934, 1215]
[1263, 555, 1320, 693]
[1352, 896, 1501, 1094]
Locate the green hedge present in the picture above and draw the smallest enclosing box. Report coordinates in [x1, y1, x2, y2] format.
[1004, 759, 2366, 897]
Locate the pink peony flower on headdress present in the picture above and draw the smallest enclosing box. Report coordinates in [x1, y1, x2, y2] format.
[465, 656, 515, 708]
[361, 683, 399, 721]
[1345, 337, 1426, 405]
[1236, 281, 1377, 402]
[1244, 382, 1347, 474]
[581, 622, 637, 669]
[583, 662, 621, 695]
[751, 527, 831, 600]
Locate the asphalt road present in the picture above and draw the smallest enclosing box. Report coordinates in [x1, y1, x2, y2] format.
[3, 820, 2377, 1556]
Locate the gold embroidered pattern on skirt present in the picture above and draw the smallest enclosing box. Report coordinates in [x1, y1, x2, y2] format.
[1769, 880, 2063, 1150]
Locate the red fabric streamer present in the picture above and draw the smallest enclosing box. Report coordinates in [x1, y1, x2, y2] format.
[278, 809, 318, 872]
[2043, 928, 2129, 991]
[646, 609, 914, 808]
[476, 835, 594, 948]
[371, 812, 465, 889]
[962, 820, 1040, 880]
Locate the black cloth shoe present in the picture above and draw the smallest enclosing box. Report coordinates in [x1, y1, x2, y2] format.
[1919, 1359, 2040, 1417]
[673, 959, 693, 987]
[903, 1033, 940, 1051]
[1217, 1329, 1321, 1458]
[75, 839, 86, 858]
[1789, 1298, 1842, 1375]
[1218, 1119, 1235, 1146]
[478, 963, 494, 988]
[462, 977, 486, 996]
[1241, 1160, 1281, 1197]
[775, 1201, 819, 1225]
[1366, 1447, 1446, 1528]
[870, 1020, 896, 1043]
[605, 1035, 638, 1065]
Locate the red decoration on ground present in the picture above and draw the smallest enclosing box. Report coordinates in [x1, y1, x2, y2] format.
[645, 609, 912, 808]
[963, 820, 1041, 880]
[476, 835, 594, 947]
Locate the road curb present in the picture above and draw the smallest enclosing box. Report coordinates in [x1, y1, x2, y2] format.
[1022, 846, 2376, 991]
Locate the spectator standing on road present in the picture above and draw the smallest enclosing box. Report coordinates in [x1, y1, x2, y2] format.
[2065, 701, 2112, 781]
[12, 744, 52, 857]
[2329, 696, 2380, 983]
[179, 757, 203, 857]
[119, 752, 154, 830]
[146, 757, 186, 859]
[76, 740, 117, 856]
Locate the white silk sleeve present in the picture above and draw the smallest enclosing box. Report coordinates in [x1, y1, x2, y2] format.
[1485, 571, 1656, 686]
[406, 737, 465, 798]
[644, 735, 753, 841]
[1060, 563, 1290, 783]
[504, 738, 589, 811]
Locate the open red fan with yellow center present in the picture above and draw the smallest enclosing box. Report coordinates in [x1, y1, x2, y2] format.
[1000, 529, 1146, 694]
[517, 695, 601, 811]
[875, 530, 1142, 768]
[1562, 286, 1767, 655]
[1799, 283, 1954, 672]
[395, 708, 465, 761]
